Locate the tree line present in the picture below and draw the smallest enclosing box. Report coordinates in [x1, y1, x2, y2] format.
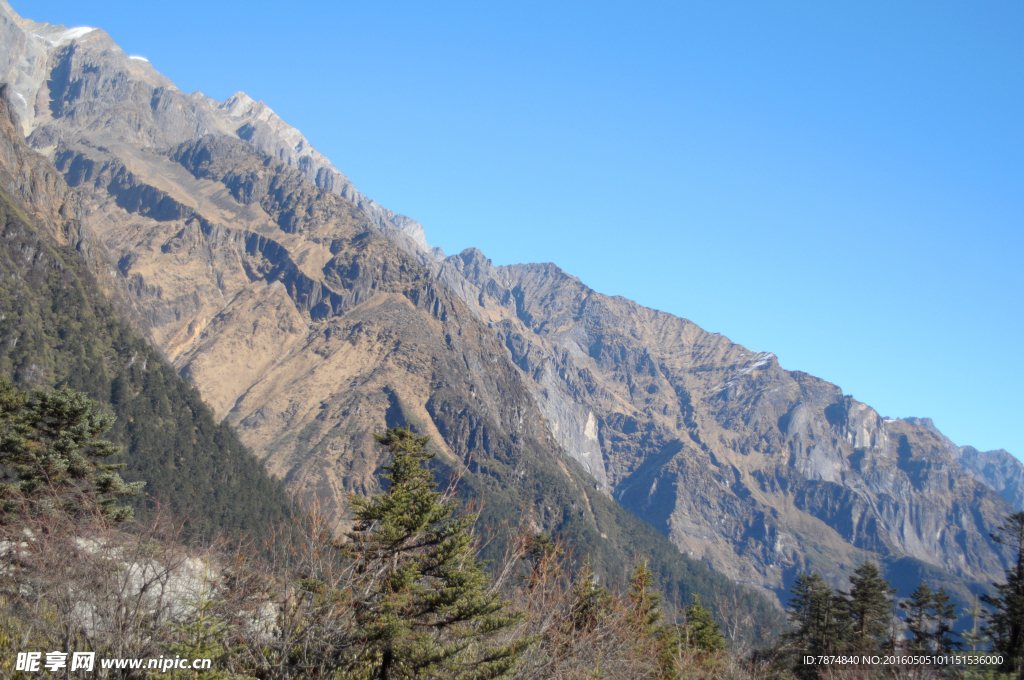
[771, 511, 1024, 678]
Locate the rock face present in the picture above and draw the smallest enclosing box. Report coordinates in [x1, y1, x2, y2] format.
[436, 251, 1017, 597]
[956, 445, 1024, 512]
[0, 0, 1017, 609]
[0, 2, 780, 634]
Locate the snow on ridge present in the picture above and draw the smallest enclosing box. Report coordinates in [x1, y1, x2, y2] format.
[49, 26, 95, 45]
[713, 352, 777, 391]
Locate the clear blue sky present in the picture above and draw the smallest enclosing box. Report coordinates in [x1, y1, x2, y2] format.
[19, 1, 1024, 457]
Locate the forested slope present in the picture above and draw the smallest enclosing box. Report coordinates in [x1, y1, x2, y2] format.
[0, 85, 290, 540]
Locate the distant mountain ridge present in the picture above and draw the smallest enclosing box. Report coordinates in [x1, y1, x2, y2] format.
[0, 0, 1020, 615]
[956, 445, 1024, 511]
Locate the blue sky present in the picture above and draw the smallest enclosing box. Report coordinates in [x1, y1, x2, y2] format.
[20, 1, 1024, 457]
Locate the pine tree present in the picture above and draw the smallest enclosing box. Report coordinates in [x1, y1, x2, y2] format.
[524, 533, 562, 590]
[345, 427, 528, 680]
[0, 377, 142, 521]
[682, 595, 726, 653]
[929, 587, 958, 653]
[164, 561, 239, 680]
[627, 558, 662, 635]
[982, 511, 1024, 675]
[569, 555, 613, 632]
[842, 562, 896, 654]
[901, 582, 935, 652]
[961, 595, 989, 653]
[786, 572, 844, 656]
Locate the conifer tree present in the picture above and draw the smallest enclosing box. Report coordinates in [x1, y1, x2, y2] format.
[961, 595, 989, 653]
[901, 582, 935, 652]
[627, 558, 662, 635]
[682, 595, 726, 653]
[786, 572, 843, 656]
[899, 581, 959, 655]
[166, 562, 240, 680]
[0, 378, 142, 521]
[982, 511, 1024, 675]
[842, 562, 896, 654]
[570, 555, 613, 632]
[929, 587, 958, 653]
[345, 427, 528, 680]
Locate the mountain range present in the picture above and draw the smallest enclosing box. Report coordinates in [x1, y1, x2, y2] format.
[0, 0, 1019, 617]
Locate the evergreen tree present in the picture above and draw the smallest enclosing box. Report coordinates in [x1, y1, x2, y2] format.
[682, 595, 726, 653]
[901, 582, 935, 652]
[961, 595, 989, 653]
[0, 377, 142, 521]
[627, 558, 662, 635]
[929, 587, 958, 653]
[345, 427, 528, 680]
[164, 561, 239, 680]
[841, 562, 896, 654]
[569, 555, 613, 632]
[523, 533, 562, 590]
[982, 511, 1024, 675]
[786, 572, 844, 656]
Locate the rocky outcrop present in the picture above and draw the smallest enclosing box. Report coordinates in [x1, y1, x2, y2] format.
[34, 117, 775, 631]
[0, 84, 293, 540]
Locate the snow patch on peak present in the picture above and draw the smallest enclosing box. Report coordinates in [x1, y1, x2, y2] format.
[24, 24, 96, 47]
[50, 26, 94, 44]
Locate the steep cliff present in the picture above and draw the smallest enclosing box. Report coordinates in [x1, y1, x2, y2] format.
[0, 4, 781, 633]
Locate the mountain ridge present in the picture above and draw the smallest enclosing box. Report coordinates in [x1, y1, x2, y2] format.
[0, 0, 1019, 613]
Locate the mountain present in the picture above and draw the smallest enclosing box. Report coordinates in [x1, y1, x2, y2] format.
[0, 1, 779, 637]
[956, 444, 1024, 512]
[0, 0, 1018, 615]
[0, 82, 291, 540]
[436, 251, 1019, 597]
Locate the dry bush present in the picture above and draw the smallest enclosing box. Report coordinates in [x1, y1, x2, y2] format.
[0, 495, 216, 676]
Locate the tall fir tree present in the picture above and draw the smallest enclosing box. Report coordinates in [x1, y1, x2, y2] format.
[786, 572, 844, 657]
[898, 581, 960, 656]
[682, 595, 726, 653]
[901, 582, 936, 652]
[982, 511, 1024, 675]
[842, 562, 896, 655]
[627, 558, 662, 636]
[569, 555, 613, 633]
[344, 427, 527, 680]
[961, 595, 989, 653]
[928, 587, 958, 653]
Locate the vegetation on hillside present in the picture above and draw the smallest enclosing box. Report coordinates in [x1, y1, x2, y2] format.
[0, 420, 744, 679]
[0, 188, 291, 541]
